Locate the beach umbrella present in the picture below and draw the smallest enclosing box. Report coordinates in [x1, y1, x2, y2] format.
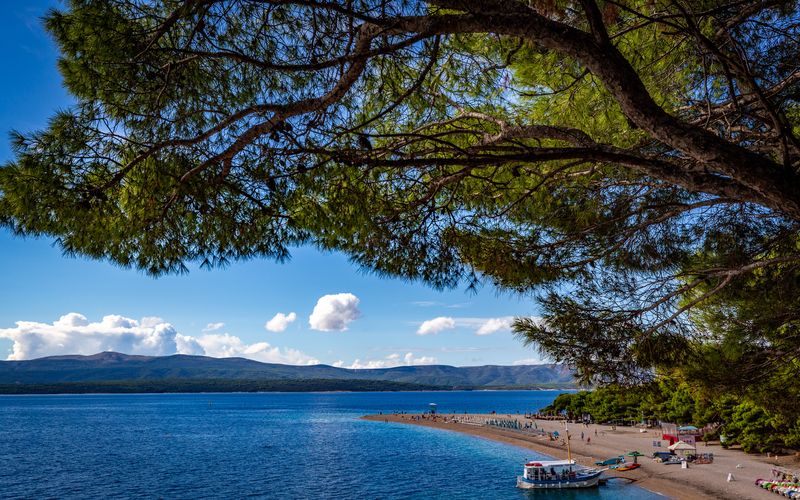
[627, 451, 644, 464]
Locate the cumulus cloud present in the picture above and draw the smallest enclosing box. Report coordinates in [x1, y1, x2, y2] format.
[175, 334, 205, 356]
[0, 313, 318, 365]
[141, 317, 166, 328]
[475, 317, 515, 335]
[417, 316, 456, 335]
[184, 332, 318, 365]
[309, 293, 360, 331]
[0, 313, 179, 360]
[202, 322, 225, 332]
[416, 316, 529, 335]
[265, 312, 297, 332]
[345, 352, 437, 369]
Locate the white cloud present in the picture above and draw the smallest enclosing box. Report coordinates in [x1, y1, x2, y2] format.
[0, 313, 179, 360]
[513, 357, 545, 366]
[53, 312, 90, 328]
[404, 352, 437, 365]
[0, 313, 318, 365]
[202, 322, 225, 332]
[475, 317, 514, 335]
[417, 316, 456, 335]
[415, 316, 531, 336]
[345, 352, 437, 369]
[141, 316, 166, 328]
[175, 334, 205, 356]
[187, 333, 318, 365]
[309, 293, 360, 331]
[348, 359, 395, 369]
[265, 312, 297, 332]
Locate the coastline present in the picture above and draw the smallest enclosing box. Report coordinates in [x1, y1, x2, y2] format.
[363, 413, 783, 500]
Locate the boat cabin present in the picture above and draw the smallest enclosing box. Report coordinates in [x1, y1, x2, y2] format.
[523, 460, 578, 482]
[517, 458, 603, 489]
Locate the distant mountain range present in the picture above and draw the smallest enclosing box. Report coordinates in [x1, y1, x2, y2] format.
[0, 352, 575, 390]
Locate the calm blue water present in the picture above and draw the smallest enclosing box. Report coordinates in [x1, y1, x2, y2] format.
[0, 391, 662, 499]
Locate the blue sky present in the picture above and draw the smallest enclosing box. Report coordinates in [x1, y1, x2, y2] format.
[0, 1, 544, 367]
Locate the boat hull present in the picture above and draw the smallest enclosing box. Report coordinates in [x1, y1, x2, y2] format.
[516, 471, 602, 489]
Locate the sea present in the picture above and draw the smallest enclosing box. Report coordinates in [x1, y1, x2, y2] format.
[0, 391, 662, 499]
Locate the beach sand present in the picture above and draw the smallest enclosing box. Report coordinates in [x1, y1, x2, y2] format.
[362, 413, 791, 499]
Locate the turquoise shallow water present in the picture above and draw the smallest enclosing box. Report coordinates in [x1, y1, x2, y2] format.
[0, 391, 662, 499]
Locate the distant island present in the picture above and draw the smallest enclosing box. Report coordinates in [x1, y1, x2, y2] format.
[0, 352, 576, 394]
[0, 378, 447, 394]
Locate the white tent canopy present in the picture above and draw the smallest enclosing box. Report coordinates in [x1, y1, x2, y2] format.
[669, 441, 696, 452]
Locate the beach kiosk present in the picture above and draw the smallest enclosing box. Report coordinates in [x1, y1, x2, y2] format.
[668, 440, 696, 457]
[429, 403, 437, 415]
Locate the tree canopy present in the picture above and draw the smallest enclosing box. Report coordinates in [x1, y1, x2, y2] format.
[2, 1, 800, 401]
[541, 383, 799, 453]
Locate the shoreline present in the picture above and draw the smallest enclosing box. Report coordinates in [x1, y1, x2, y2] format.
[363, 413, 784, 499]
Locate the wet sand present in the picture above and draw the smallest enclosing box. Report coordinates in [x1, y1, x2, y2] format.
[363, 413, 788, 499]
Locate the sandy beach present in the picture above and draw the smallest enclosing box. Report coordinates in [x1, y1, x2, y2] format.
[362, 413, 792, 499]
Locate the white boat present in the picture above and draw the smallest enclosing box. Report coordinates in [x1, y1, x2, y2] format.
[516, 459, 604, 489]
